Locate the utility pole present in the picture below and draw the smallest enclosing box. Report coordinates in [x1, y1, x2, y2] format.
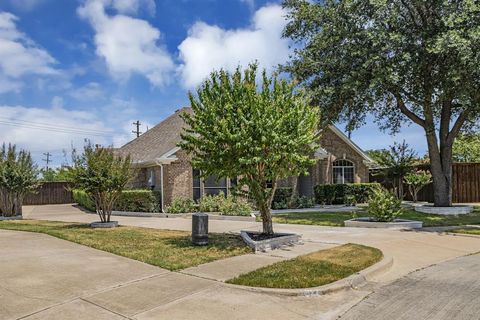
[132, 120, 142, 138]
[42, 152, 52, 170]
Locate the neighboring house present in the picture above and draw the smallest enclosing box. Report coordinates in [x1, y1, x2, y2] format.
[116, 107, 376, 211]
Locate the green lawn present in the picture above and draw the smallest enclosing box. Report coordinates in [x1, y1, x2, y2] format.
[0, 220, 251, 270]
[270, 207, 480, 227]
[226, 244, 382, 289]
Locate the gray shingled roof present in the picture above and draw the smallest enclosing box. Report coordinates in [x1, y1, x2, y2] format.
[116, 107, 192, 162]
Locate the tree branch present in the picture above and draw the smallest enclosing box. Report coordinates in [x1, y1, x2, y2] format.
[395, 94, 426, 127]
[447, 111, 468, 145]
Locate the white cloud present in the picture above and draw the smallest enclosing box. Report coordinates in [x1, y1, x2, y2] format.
[240, 0, 255, 11]
[0, 105, 112, 158]
[69, 82, 104, 101]
[178, 4, 291, 88]
[8, 0, 47, 11]
[0, 12, 58, 93]
[111, 0, 156, 16]
[78, 0, 174, 87]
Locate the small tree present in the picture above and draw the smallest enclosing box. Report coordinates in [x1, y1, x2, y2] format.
[70, 143, 132, 223]
[404, 170, 432, 203]
[0, 144, 39, 217]
[180, 64, 320, 235]
[368, 141, 417, 199]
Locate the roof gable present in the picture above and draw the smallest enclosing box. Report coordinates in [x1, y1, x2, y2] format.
[116, 107, 192, 163]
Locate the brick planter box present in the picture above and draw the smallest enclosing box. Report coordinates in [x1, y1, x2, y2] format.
[414, 205, 473, 215]
[344, 217, 423, 230]
[0, 215, 22, 221]
[240, 231, 301, 252]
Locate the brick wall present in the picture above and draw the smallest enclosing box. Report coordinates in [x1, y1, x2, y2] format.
[317, 127, 369, 183]
[162, 150, 193, 206]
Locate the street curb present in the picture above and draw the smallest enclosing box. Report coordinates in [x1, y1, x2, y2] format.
[84, 210, 256, 222]
[223, 253, 393, 297]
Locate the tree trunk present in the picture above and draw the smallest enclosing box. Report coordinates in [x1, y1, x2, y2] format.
[426, 130, 453, 207]
[260, 205, 274, 235]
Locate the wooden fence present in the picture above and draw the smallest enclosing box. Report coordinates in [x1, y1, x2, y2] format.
[24, 182, 74, 205]
[370, 163, 480, 203]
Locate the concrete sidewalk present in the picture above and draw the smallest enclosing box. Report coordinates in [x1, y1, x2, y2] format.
[0, 229, 370, 320]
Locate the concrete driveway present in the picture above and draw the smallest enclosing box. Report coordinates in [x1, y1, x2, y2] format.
[340, 254, 480, 319]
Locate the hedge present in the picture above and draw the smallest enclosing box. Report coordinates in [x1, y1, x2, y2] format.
[314, 183, 381, 205]
[73, 189, 161, 213]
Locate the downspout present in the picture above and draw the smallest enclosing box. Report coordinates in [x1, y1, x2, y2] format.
[160, 164, 165, 213]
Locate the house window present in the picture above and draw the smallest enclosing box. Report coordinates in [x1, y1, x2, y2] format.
[193, 169, 201, 201]
[192, 169, 229, 200]
[204, 174, 228, 196]
[147, 168, 155, 189]
[333, 159, 354, 184]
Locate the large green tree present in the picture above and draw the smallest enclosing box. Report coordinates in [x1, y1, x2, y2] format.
[453, 133, 480, 162]
[283, 0, 480, 206]
[180, 64, 319, 235]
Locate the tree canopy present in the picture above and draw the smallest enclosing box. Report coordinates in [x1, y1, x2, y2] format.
[70, 143, 132, 223]
[180, 64, 320, 234]
[453, 133, 480, 162]
[283, 0, 480, 206]
[0, 144, 39, 216]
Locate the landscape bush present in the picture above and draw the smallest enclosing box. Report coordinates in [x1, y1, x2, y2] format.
[219, 195, 252, 216]
[271, 187, 315, 209]
[198, 193, 224, 212]
[114, 190, 161, 212]
[165, 197, 197, 214]
[367, 188, 401, 222]
[73, 189, 161, 213]
[272, 188, 293, 209]
[314, 183, 380, 205]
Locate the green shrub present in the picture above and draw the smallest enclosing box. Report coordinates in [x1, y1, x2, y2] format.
[73, 189, 96, 212]
[166, 197, 197, 214]
[198, 193, 224, 212]
[114, 190, 161, 212]
[74, 189, 161, 213]
[344, 194, 357, 206]
[272, 188, 293, 208]
[219, 195, 252, 216]
[289, 195, 315, 208]
[367, 188, 401, 222]
[314, 183, 380, 205]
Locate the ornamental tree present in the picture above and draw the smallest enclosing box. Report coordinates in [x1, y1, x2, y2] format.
[283, 0, 480, 206]
[368, 141, 417, 199]
[70, 143, 132, 224]
[404, 170, 432, 203]
[0, 144, 39, 217]
[180, 64, 320, 235]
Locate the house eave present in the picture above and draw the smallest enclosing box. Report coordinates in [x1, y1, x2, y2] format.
[132, 157, 178, 168]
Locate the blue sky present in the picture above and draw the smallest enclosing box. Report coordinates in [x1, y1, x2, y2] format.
[0, 0, 427, 167]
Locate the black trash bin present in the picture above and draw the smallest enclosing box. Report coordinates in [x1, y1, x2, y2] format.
[192, 212, 208, 245]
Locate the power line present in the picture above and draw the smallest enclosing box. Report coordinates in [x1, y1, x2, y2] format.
[0, 121, 114, 137]
[0, 116, 112, 134]
[42, 152, 52, 170]
[132, 120, 142, 138]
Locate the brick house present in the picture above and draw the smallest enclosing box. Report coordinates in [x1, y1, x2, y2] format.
[116, 107, 376, 211]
